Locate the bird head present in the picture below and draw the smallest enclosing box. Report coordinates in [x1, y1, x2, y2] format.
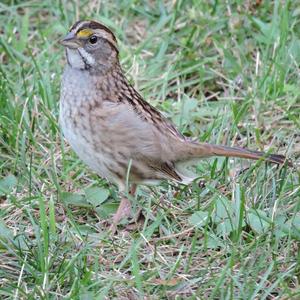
[60, 20, 119, 71]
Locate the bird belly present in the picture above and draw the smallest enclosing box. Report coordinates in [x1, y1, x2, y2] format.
[60, 108, 128, 190]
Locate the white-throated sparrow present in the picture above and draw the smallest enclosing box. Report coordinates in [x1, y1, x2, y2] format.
[60, 20, 289, 232]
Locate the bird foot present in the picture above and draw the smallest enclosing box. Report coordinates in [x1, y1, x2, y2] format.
[124, 208, 145, 231]
[109, 197, 132, 234]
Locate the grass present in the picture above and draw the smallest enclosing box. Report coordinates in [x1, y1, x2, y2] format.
[0, 0, 299, 299]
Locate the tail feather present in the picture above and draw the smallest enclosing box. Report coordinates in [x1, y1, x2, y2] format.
[186, 143, 291, 166]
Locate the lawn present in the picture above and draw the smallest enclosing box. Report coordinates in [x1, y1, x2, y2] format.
[0, 0, 300, 299]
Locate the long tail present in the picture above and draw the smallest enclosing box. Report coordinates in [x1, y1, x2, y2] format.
[186, 143, 290, 166]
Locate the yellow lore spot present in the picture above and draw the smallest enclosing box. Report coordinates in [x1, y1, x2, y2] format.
[77, 29, 93, 38]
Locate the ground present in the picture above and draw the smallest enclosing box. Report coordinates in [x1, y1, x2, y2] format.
[0, 1, 300, 299]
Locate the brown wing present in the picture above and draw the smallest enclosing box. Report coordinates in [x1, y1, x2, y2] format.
[122, 91, 190, 181]
[97, 69, 188, 182]
[147, 160, 183, 181]
[117, 82, 186, 141]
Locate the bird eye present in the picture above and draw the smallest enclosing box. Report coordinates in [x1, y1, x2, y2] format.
[89, 35, 98, 44]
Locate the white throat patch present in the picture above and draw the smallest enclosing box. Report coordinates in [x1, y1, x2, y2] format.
[78, 48, 95, 66]
[66, 48, 95, 69]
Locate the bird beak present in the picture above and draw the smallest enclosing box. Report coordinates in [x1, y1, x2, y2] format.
[60, 32, 81, 49]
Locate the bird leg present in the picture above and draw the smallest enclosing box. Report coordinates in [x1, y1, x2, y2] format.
[109, 184, 137, 233]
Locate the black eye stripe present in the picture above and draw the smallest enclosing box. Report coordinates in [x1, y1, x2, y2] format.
[88, 21, 117, 41]
[85, 35, 119, 54]
[98, 37, 119, 54]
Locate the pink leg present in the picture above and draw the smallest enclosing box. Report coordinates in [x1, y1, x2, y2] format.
[109, 184, 137, 233]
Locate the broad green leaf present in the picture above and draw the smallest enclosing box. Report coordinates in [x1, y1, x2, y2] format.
[61, 192, 90, 207]
[95, 203, 119, 219]
[0, 174, 17, 196]
[207, 234, 224, 249]
[189, 211, 209, 228]
[247, 210, 270, 234]
[0, 220, 14, 241]
[84, 187, 110, 207]
[0, 220, 26, 250]
[274, 215, 287, 238]
[280, 214, 300, 238]
[216, 219, 234, 236]
[214, 197, 233, 222]
[292, 214, 300, 230]
[288, 39, 300, 64]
